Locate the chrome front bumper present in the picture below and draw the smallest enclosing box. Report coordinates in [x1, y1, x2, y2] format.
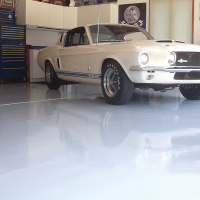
[128, 66, 200, 84]
[129, 67, 200, 73]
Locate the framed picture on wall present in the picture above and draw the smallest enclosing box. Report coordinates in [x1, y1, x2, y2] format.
[1, 0, 14, 8]
[119, 3, 146, 29]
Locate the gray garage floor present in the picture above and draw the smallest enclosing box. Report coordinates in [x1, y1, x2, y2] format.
[0, 83, 200, 200]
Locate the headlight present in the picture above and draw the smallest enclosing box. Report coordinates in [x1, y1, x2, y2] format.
[168, 52, 176, 65]
[139, 52, 149, 66]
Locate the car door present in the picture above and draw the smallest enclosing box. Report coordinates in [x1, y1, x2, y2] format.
[58, 27, 90, 83]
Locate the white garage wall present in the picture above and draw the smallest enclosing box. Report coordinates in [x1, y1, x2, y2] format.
[194, 0, 200, 44]
[16, 0, 26, 25]
[26, 29, 62, 46]
[150, 0, 192, 43]
[18, 0, 194, 46]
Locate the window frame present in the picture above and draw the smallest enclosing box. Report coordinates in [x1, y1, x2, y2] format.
[65, 27, 89, 47]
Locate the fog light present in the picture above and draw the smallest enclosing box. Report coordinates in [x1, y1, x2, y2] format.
[146, 75, 154, 80]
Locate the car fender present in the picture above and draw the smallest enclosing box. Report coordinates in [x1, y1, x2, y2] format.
[38, 46, 60, 72]
[101, 53, 133, 81]
[37, 50, 45, 72]
[45, 56, 56, 70]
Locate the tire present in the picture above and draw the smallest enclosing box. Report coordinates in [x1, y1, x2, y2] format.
[45, 61, 61, 90]
[179, 84, 200, 100]
[101, 60, 134, 105]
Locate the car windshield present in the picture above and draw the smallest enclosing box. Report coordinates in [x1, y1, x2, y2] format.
[89, 24, 154, 43]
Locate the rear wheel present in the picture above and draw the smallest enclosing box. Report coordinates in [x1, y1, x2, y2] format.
[101, 60, 134, 105]
[179, 85, 200, 100]
[45, 61, 60, 90]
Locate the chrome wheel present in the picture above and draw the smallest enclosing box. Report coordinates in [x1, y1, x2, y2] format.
[45, 61, 61, 90]
[101, 60, 134, 105]
[45, 63, 54, 84]
[103, 67, 120, 98]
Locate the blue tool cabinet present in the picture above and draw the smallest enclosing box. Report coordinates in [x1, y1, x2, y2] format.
[0, 7, 15, 24]
[0, 23, 27, 80]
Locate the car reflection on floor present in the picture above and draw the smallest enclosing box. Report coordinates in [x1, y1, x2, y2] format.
[24, 84, 200, 174]
[1, 83, 200, 200]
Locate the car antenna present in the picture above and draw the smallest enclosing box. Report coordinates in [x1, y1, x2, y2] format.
[97, 8, 100, 45]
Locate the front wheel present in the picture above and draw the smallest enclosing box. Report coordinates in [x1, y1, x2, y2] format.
[179, 85, 200, 100]
[101, 60, 134, 105]
[45, 61, 61, 90]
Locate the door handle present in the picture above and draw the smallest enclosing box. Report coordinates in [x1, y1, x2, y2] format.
[60, 49, 63, 52]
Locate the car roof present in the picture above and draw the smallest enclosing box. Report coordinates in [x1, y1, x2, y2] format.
[67, 24, 137, 31]
[84, 23, 135, 28]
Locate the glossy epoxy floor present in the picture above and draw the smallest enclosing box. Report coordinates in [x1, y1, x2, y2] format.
[0, 83, 200, 200]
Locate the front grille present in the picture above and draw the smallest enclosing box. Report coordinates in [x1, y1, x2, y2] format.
[174, 52, 200, 66]
[174, 72, 200, 80]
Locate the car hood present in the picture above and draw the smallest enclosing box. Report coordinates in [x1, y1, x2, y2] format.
[110, 40, 200, 52]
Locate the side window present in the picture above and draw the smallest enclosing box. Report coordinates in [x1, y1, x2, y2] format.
[66, 28, 89, 47]
[91, 33, 112, 43]
[72, 33, 81, 45]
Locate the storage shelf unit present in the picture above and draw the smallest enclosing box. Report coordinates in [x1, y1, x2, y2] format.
[0, 24, 27, 80]
[16, 1, 117, 29]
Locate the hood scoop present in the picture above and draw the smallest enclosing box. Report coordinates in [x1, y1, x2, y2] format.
[156, 40, 174, 47]
[174, 40, 185, 43]
[156, 40, 185, 47]
[156, 40, 185, 43]
[156, 40, 173, 43]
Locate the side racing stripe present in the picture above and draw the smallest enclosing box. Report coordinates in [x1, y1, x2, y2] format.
[56, 71, 101, 80]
